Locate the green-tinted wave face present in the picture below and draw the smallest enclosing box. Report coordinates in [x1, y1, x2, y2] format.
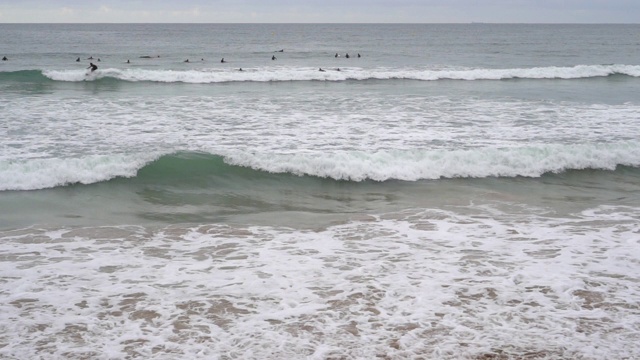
[0, 70, 51, 82]
[134, 152, 230, 184]
[130, 152, 301, 188]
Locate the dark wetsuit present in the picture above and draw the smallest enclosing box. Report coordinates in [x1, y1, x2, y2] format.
[88, 63, 98, 72]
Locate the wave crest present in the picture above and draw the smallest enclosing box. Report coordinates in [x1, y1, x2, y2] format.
[32, 64, 640, 83]
[0, 153, 159, 191]
[2, 143, 639, 191]
[224, 142, 640, 181]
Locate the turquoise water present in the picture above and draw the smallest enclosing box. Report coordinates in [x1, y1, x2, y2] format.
[1, 24, 640, 359]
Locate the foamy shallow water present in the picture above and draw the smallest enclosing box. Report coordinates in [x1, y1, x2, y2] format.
[1, 204, 639, 359]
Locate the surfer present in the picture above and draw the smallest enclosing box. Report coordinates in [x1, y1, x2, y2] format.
[238, 68, 243, 71]
[2, 56, 7, 61]
[221, 58, 226, 63]
[358, 53, 361, 58]
[88, 56, 93, 60]
[346, 53, 350, 58]
[184, 59, 189, 63]
[272, 55, 276, 60]
[319, 68, 326, 72]
[87, 62, 98, 72]
[335, 53, 339, 58]
[126, 59, 130, 64]
[76, 57, 80, 62]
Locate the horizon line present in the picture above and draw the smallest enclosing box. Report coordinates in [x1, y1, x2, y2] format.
[1, 22, 638, 25]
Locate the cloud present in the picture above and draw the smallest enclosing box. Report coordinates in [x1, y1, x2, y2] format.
[59, 6, 77, 16]
[170, 7, 201, 19]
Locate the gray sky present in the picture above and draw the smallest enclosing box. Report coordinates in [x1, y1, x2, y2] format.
[0, 0, 638, 23]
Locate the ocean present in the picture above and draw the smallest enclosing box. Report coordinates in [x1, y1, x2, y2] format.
[1, 23, 639, 359]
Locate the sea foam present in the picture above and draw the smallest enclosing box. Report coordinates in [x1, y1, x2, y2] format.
[1, 205, 638, 359]
[0, 154, 159, 191]
[40, 64, 640, 83]
[1, 142, 638, 191]
[223, 142, 640, 181]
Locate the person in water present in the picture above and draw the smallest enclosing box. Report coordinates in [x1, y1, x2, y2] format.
[2, 56, 7, 61]
[272, 55, 276, 60]
[87, 62, 98, 72]
[221, 58, 226, 63]
[76, 57, 80, 62]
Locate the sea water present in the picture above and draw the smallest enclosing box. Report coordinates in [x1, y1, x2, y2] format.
[1, 23, 640, 359]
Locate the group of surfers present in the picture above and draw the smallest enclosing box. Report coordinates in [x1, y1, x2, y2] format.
[2, 51, 362, 73]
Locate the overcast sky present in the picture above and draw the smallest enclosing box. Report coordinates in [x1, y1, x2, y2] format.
[0, 0, 638, 23]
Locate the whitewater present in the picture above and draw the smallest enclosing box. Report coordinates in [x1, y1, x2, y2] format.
[33, 64, 640, 83]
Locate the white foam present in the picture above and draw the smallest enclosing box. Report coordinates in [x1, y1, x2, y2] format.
[1, 204, 639, 359]
[1, 141, 638, 190]
[0, 154, 158, 191]
[41, 64, 640, 83]
[222, 142, 640, 181]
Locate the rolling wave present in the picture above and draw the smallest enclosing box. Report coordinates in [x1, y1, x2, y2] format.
[1, 142, 639, 191]
[1, 64, 639, 84]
